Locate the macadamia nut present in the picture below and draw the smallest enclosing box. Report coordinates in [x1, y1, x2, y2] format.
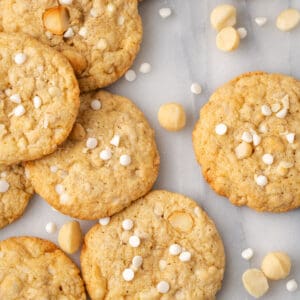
[58, 220, 82, 254]
[216, 26, 240, 52]
[158, 103, 186, 131]
[210, 4, 237, 31]
[261, 252, 291, 280]
[242, 269, 269, 298]
[276, 9, 300, 32]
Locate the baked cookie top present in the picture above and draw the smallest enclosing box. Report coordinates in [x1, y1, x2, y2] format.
[193, 72, 300, 212]
[26, 90, 160, 219]
[2, 0, 142, 92]
[0, 164, 33, 229]
[0, 32, 79, 165]
[81, 190, 225, 300]
[0, 236, 86, 299]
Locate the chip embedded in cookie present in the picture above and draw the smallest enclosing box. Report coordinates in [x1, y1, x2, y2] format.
[3, 0, 143, 91]
[0, 32, 79, 165]
[26, 90, 160, 220]
[0, 164, 33, 229]
[193, 72, 300, 212]
[81, 190, 225, 299]
[0, 236, 86, 299]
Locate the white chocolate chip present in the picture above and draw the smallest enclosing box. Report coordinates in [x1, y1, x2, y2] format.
[286, 133, 295, 144]
[99, 217, 110, 226]
[237, 27, 247, 39]
[58, 221, 82, 254]
[90, 99, 101, 110]
[99, 149, 112, 161]
[14, 52, 27, 65]
[276, 9, 300, 32]
[276, 108, 288, 119]
[59, 193, 69, 204]
[132, 256, 143, 268]
[59, 0, 73, 4]
[107, 3, 116, 13]
[118, 16, 125, 26]
[159, 259, 167, 270]
[255, 17, 267, 26]
[159, 8, 172, 19]
[139, 62, 151, 74]
[79, 27, 88, 38]
[13, 105, 26, 117]
[169, 244, 182, 256]
[179, 251, 191, 262]
[122, 219, 134, 231]
[122, 268, 134, 281]
[9, 94, 21, 104]
[215, 123, 227, 135]
[33, 96, 42, 108]
[216, 26, 240, 52]
[271, 103, 281, 113]
[255, 175, 268, 187]
[259, 123, 268, 133]
[45, 222, 57, 234]
[55, 184, 64, 195]
[281, 95, 289, 109]
[253, 134, 261, 146]
[242, 269, 269, 298]
[190, 82, 202, 95]
[210, 4, 236, 31]
[129, 235, 140, 248]
[125, 70, 136, 82]
[97, 38, 108, 50]
[241, 131, 253, 143]
[262, 153, 274, 165]
[86, 137, 98, 149]
[261, 104, 272, 116]
[110, 135, 120, 147]
[63, 27, 74, 38]
[120, 154, 131, 166]
[157, 281, 170, 294]
[0, 180, 9, 193]
[50, 165, 58, 173]
[241, 248, 254, 260]
[286, 279, 298, 292]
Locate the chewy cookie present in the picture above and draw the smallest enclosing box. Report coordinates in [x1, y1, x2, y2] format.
[0, 236, 86, 299]
[0, 32, 79, 165]
[0, 164, 33, 229]
[2, 0, 142, 91]
[26, 90, 160, 219]
[81, 190, 225, 299]
[193, 72, 300, 212]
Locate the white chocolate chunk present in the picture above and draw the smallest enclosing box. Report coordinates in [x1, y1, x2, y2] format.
[276, 108, 288, 119]
[63, 27, 74, 38]
[241, 131, 253, 143]
[210, 4, 236, 31]
[9, 94, 21, 104]
[253, 134, 261, 146]
[286, 133, 295, 144]
[33, 96, 42, 108]
[132, 256, 143, 269]
[261, 104, 272, 116]
[216, 26, 240, 52]
[110, 135, 120, 147]
[276, 9, 300, 32]
[271, 103, 281, 113]
[13, 105, 26, 117]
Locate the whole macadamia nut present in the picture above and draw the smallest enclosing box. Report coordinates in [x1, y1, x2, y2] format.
[158, 103, 186, 131]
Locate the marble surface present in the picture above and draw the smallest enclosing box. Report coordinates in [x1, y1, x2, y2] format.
[1, 0, 300, 299]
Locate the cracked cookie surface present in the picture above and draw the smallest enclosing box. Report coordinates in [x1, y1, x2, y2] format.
[193, 72, 300, 212]
[0, 164, 33, 229]
[0, 236, 86, 299]
[26, 90, 159, 219]
[3, 0, 142, 92]
[0, 32, 79, 165]
[81, 190, 225, 299]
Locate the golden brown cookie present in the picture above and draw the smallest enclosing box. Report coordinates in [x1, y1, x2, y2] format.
[193, 72, 300, 212]
[81, 190, 225, 299]
[0, 236, 86, 299]
[26, 90, 160, 220]
[0, 32, 79, 165]
[3, 0, 142, 91]
[0, 164, 33, 229]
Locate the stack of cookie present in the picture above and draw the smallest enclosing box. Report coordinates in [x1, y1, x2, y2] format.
[0, 1, 226, 299]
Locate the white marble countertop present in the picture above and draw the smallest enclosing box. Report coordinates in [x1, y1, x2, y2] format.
[1, 0, 300, 299]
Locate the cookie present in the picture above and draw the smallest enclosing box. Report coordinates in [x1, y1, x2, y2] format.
[3, 0, 142, 91]
[0, 236, 86, 299]
[193, 72, 300, 212]
[26, 90, 160, 219]
[0, 32, 79, 165]
[81, 190, 225, 299]
[0, 164, 33, 229]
